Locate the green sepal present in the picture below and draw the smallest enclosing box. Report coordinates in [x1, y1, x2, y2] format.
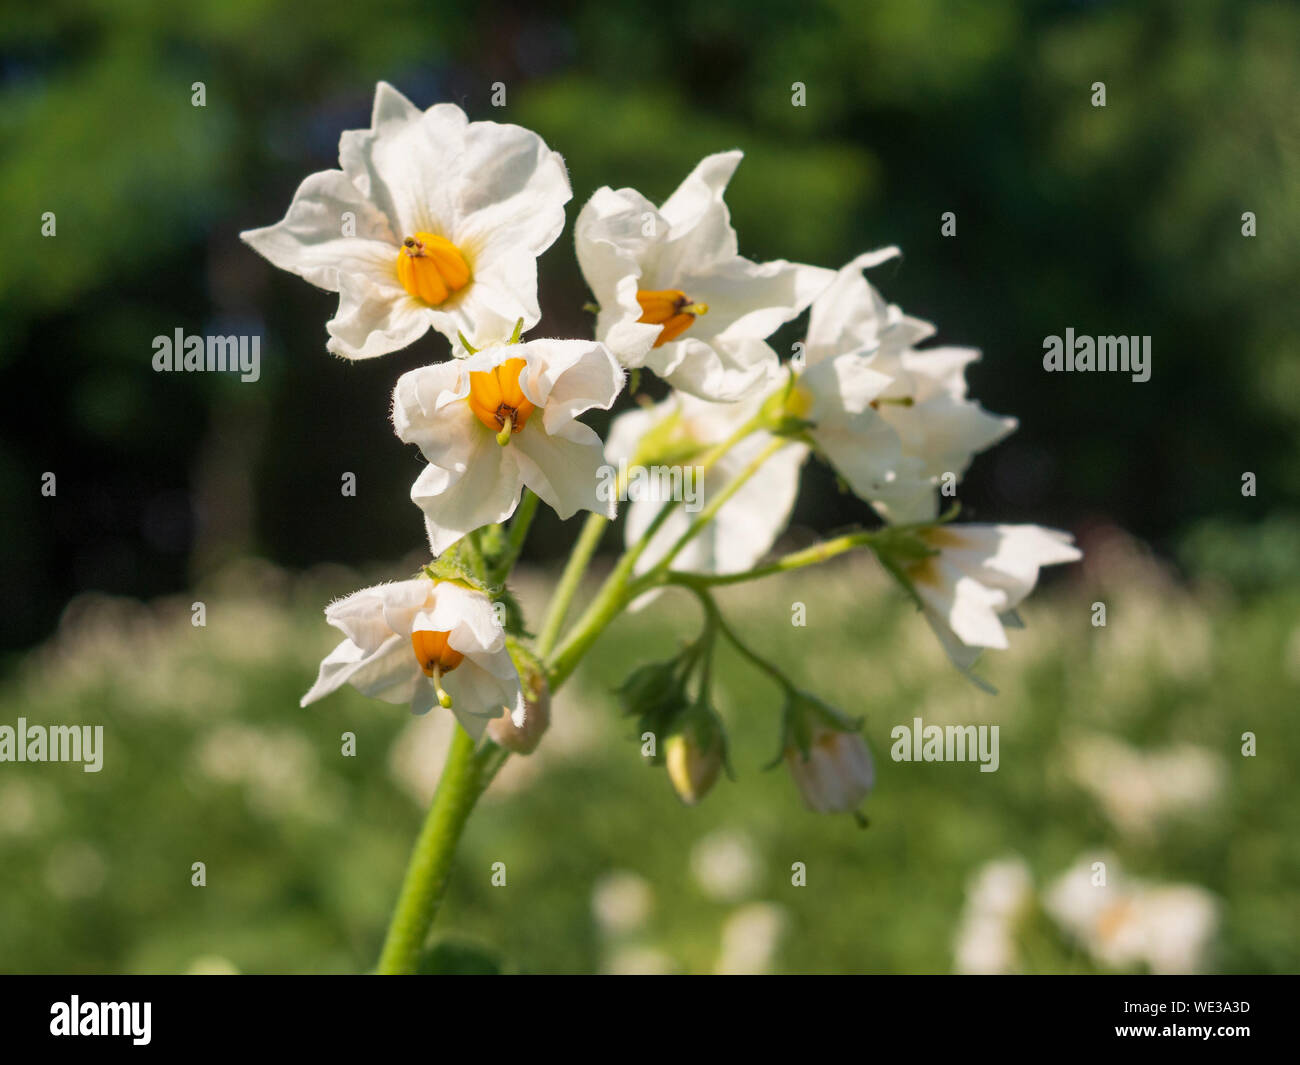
[505, 636, 546, 703]
[765, 688, 864, 769]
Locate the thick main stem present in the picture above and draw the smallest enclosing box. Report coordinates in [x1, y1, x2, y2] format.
[375, 717, 483, 974]
[374, 414, 782, 972]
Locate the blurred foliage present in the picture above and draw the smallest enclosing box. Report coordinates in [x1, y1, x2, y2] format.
[3, 0, 1299, 654]
[1, 556, 1297, 973]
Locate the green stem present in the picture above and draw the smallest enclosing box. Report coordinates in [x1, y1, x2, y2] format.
[656, 531, 876, 591]
[535, 510, 609, 658]
[374, 415, 779, 972]
[545, 417, 770, 691]
[544, 492, 683, 690]
[491, 490, 540, 585]
[683, 583, 798, 694]
[645, 437, 789, 580]
[376, 725, 484, 974]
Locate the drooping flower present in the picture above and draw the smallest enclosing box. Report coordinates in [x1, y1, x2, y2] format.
[392, 337, 623, 555]
[300, 577, 523, 742]
[897, 524, 1081, 676]
[778, 689, 873, 815]
[785, 726, 876, 814]
[802, 251, 1017, 522]
[603, 390, 808, 587]
[241, 83, 571, 359]
[576, 151, 834, 401]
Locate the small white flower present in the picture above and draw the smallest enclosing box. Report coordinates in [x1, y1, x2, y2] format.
[604, 391, 808, 588]
[1045, 855, 1218, 974]
[804, 252, 1016, 522]
[952, 856, 1034, 974]
[241, 83, 571, 359]
[714, 902, 788, 975]
[901, 524, 1081, 675]
[591, 871, 654, 936]
[392, 338, 623, 556]
[785, 725, 875, 814]
[576, 151, 834, 401]
[1066, 734, 1226, 838]
[300, 577, 523, 742]
[782, 342, 901, 504]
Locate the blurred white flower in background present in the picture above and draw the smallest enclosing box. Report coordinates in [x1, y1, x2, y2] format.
[186, 956, 240, 975]
[1045, 854, 1218, 974]
[591, 870, 655, 936]
[714, 902, 788, 975]
[690, 829, 761, 902]
[1065, 733, 1226, 838]
[44, 840, 107, 901]
[952, 856, 1034, 974]
[601, 946, 676, 975]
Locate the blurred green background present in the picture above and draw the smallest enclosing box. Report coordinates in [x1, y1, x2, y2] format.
[1, 0, 1298, 973]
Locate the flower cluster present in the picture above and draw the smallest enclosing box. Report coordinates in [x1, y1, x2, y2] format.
[244, 82, 1080, 815]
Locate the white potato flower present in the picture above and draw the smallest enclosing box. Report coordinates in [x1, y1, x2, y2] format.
[392, 337, 623, 555]
[604, 390, 808, 589]
[241, 82, 571, 359]
[803, 251, 1017, 523]
[785, 726, 875, 814]
[301, 578, 523, 742]
[576, 151, 834, 401]
[901, 524, 1081, 676]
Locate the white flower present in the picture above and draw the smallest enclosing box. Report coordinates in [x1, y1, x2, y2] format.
[804, 252, 1016, 522]
[1045, 855, 1218, 974]
[301, 577, 523, 742]
[952, 856, 1034, 974]
[781, 339, 901, 504]
[1065, 734, 1226, 838]
[241, 83, 571, 359]
[901, 524, 1081, 676]
[714, 902, 788, 975]
[576, 151, 834, 401]
[392, 338, 623, 556]
[785, 725, 875, 813]
[604, 391, 808, 588]
[591, 871, 654, 936]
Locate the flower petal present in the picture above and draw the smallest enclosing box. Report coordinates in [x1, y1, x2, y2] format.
[240, 169, 397, 291]
[338, 86, 468, 236]
[300, 634, 418, 708]
[392, 362, 478, 470]
[325, 268, 433, 360]
[516, 339, 624, 434]
[511, 419, 614, 520]
[410, 430, 524, 555]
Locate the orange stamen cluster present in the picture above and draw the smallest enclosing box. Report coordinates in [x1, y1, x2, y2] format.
[396, 233, 471, 306]
[636, 289, 708, 347]
[411, 629, 464, 677]
[467, 358, 536, 440]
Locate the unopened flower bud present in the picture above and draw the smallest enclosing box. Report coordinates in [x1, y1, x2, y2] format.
[665, 723, 725, 806]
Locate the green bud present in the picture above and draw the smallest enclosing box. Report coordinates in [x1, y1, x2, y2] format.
[665, 708, 727, 806]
